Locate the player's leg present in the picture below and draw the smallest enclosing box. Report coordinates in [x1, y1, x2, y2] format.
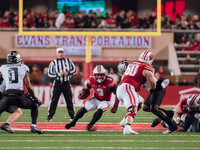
[151, 89, 177, 132]
[65, 97, 97, 129]
[47, 81, 62, 121]
[142, 92, 151, 112]
[62, 82, 75, 120]
[86, 101, 109, 131]
[19, 94, 43, 134]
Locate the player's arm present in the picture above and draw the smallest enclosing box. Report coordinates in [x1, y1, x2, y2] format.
[0, 72, 2, 78]
[173, 102, 182, 124]
[143, 69, 156, 90]
[24, 72, 42, 106]
[78, 83, 91, 99]
[110, 85, 119, 113]
[24, 72, 35, 97]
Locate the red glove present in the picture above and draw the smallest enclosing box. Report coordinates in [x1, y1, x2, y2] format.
[110, 104, 118, 113]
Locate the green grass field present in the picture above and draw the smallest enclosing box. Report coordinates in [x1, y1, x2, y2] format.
[0, 106, 200, 150]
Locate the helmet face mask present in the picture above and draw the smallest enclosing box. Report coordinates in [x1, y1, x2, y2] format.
[7, 51, 22, 64]
[93, 65, 106, 84]
[139, 51, 154, 64]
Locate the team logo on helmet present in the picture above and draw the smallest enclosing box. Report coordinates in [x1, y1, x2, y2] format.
[6, 51, 22, 64]
[139, 51, 154, 64]
[187, 94, 200, 108]
[93, 65, 106, 84]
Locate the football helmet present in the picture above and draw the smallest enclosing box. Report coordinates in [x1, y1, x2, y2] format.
[117, 60, 130, 76]
[6, 51, 22, 64]
[187, 94, 200, 108]
[138, 51, 153, 64]
[93, 65, 106, 84]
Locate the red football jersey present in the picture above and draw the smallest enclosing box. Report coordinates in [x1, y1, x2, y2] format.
[179, 98, 200, 114]
[119, 61, 154, 91]
[87, 75, 116, 101]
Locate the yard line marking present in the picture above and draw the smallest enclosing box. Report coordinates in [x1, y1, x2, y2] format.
[0, 134, 200, 137]
[0, 147, 200, 150]
[0, 140, 199, 143]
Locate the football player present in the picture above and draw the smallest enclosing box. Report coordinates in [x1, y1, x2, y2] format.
[116, 51, 156, 135]
[65, 65, 118, 131]
[0, 51, 43, 134]
[114, 59, 177, 133]
[0, 79, 23, 133]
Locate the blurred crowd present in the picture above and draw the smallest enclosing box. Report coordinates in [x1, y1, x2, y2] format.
[1, 9, 200, 30]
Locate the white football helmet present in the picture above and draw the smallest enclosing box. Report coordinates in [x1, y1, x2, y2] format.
[187, 94, 200, 108]
[93, 65, 106, 84]
[138, 51, 154, 64]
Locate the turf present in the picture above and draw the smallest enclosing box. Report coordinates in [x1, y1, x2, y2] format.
[0, 106, 200, 150]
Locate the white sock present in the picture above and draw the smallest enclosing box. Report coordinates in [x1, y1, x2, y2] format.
[31, 124, 36, 127]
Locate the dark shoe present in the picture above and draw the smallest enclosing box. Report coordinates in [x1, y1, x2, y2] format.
[65, 121, 76, 129]
[151, 118, 161, 127]
[30, 126, 44, 134]
[0, 123, 14, 133]
[86, 124, 96, 131]
[46, 116, 52, 122]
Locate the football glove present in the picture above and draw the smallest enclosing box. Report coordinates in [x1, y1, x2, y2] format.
[25, 93, 42, 106]
[110, 104, 118, 113]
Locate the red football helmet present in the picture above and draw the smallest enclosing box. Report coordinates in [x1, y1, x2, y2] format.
[187, 94, 200, 108]
[139, 51, 154, 64]
[93, 65, 106, 84]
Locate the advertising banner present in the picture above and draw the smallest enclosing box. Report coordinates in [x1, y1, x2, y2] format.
[15, 35, 151, 48]
[33, 85, 200, 106]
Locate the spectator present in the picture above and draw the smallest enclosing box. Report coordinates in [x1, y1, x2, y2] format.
[42, 67, 52, 85]
[29, 64, 42, 85]
[55, 11, 66, 29]
[183, 54, 192, 64]
[64, 12, 75, 28]
[71, 65, 82, 85]
[178, 35, 187, 44]
[190, 40, 199, 51]
[155, 66, 164, 79]
[108, 67, 119, 84]
[194, 68, 200, 86]
[116, 10, 126, 28]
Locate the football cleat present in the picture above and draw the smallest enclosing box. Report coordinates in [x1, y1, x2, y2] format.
[65, 121, 76, 129]
[30, 126, 44, 134]
[123, 125, 138, 135]
[151, 118, 161, 127]
[119, 118, 126, 128]
[46, 116, 52, 122]
[0, 123, 14, 133]
[86, 124, 96, 131]
[163, 129, 172, 134]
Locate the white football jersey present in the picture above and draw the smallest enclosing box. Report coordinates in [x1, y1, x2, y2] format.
[0, 64, 29, 90]
[0, 80, 6, 92]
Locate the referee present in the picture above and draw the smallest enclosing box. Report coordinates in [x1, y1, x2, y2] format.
[47, 47, 76, 122]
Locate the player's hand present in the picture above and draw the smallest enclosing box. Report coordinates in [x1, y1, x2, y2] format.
[110, 104, 118, 113]
[78, 88, 90, 99]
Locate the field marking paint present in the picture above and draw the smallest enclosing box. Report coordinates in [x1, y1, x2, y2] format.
[0, 140, 199, 143]
[0, 134, 200, 137]
[0, 147, 200, 150]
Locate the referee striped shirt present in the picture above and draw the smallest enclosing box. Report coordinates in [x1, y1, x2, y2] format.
[48, 58, 76, 82]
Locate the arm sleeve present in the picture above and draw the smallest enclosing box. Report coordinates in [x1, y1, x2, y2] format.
[48, 61, 57, 78]
[68, 58, 76, 75]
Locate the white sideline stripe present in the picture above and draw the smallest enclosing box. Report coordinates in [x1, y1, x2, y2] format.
[0, 147, 199, 150]
[0, 134, 200, 137]
[0, 140, 199, 143]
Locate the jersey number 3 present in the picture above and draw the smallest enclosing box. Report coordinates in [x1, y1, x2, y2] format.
[124, 64, 139, 76]
[8, 68, 18, 83]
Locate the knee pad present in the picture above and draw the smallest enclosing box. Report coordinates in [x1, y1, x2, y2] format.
[126, 106, 136, 119]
